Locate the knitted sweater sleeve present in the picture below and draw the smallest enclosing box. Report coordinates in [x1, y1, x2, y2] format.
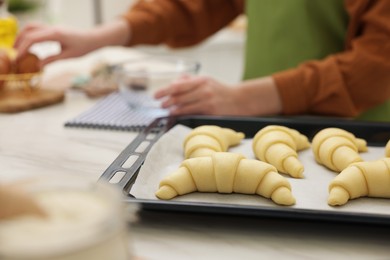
[273, 0, 390, 117]
[122, 0, 244, 48]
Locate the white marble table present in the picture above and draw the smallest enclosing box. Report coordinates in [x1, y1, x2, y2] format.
[1, 47, 390, 260]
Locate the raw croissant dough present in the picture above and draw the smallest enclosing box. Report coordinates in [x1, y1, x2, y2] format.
[328, 158, 390, 206]
[183, 125, 245, 158]
[252, 125, 310, 178]
[385, 140, 390, 157]
[311, 128, 368, 172]
[155, 152, 296, 206]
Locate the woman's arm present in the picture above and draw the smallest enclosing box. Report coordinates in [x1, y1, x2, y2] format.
[15, 0, 244, 66]
[123, 0, 244, 47]
[273, 0, 390, 117]
[14, 19, 131, 66]
[154, 75, 282, 116]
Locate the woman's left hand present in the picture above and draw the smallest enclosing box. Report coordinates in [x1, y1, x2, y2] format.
[154, 75, 283, 117]
[154, 75, 241, 116]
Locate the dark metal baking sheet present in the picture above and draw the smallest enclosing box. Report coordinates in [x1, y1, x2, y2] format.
[99, 115, 390, 225]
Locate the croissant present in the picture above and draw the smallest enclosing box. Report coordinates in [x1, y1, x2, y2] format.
[385, 140, 390, 157]
[252, 125, 310, 178]
[155, 152, 295, 205]
[328, 158, 390, 206]
[183, 125, 245, 158]
[311, 128, 368, 172]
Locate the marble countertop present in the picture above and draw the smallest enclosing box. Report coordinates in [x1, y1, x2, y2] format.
[1, 47, 390, 260]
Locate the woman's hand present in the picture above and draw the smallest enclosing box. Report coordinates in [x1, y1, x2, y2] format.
[154, 75, 283, 116]
[14, 23, 99, 66]
[155, 76, 240, 115]
[14, 19, 131, 67]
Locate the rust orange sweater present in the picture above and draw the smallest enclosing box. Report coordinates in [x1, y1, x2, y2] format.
[122, 0, 390, 117]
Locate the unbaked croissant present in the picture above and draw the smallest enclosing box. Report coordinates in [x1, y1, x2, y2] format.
[183, 125, 245, 158]
[311, 128, 368, 172]
[252, 125, 310, 178]
[328, 158, 390, 206]
[385, 140, 390, 157]
[155, 152, 295, 205]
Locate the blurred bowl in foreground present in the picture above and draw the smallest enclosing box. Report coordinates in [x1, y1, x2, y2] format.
[0, 174, 136, 260]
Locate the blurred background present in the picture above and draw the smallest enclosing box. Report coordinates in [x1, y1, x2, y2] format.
[10, 0, 246, 83]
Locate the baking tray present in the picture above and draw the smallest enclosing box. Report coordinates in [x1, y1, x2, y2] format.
[99, 115, 390, 225]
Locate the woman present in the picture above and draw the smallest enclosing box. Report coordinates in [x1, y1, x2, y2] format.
[15, 0, 390, 120]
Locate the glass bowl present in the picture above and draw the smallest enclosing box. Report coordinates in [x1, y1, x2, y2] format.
[114, 56, 200, 109]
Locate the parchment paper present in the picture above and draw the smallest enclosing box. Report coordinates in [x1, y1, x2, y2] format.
[130, 124, 390, 215]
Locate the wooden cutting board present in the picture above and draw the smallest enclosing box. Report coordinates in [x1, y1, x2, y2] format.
[0, 87, 65, 113]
